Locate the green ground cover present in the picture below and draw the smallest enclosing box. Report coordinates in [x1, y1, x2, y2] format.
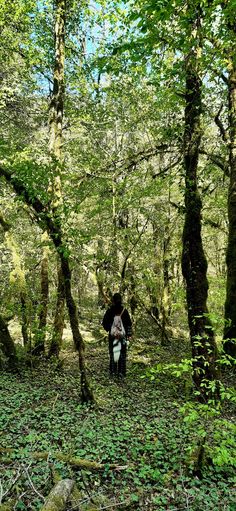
[0, 321, 236, 510]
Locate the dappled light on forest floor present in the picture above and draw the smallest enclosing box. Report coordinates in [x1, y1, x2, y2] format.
[0, 331, 236, 510]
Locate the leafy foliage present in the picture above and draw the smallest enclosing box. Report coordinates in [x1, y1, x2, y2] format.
[0, 324, 236, 510]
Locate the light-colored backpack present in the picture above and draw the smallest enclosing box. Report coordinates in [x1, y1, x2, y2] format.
[110, 310, 125, 362]
[110, 310, 126, 340]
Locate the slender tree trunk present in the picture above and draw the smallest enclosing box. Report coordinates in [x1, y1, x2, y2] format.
[0, 218, 30, 348]
[223, 63, 236, 357]
[34, 244, 49, 354]
[49, 260, 65, 357]
[181, 5, 219, 398]
[49, 0, 65, 171]
[0, 314, 17, 369]
[59, 254, 94, 402]
[20, 292, 29, 347]
[46, 0, 94, 401]
[161, 226, 171, 345]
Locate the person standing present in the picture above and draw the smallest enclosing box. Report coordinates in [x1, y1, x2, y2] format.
[102, 293, 132, 378]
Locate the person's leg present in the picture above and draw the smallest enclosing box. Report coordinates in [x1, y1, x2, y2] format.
[109, 336, 115, 376]
[118, 342, 127, 377]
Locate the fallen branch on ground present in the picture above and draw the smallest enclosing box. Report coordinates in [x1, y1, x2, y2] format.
[41, 479, 74, 511]
[0, 448, 128, 471]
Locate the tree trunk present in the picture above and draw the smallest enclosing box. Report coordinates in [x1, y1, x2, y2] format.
[161, 226, 171, 345]
[0, 0, 94, 401]
[20, 292, 30, 347]
[0, 219, 30, 349]
[47, 0, 93, 401]
[49, 0, 65, 167]
[223, 63, 236, 358]
[0, 185, 94, 403]
[34, 245, 49, 355]
[48, 260, 65, 357]
[0, 314, 17, 368]
[59, 254, 94, 402]
[181, 5, 219, 398]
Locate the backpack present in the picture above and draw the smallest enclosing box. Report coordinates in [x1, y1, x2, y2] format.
[110, 309, 126, 340]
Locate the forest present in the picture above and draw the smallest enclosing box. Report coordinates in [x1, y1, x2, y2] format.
[0, 0, 236, 509]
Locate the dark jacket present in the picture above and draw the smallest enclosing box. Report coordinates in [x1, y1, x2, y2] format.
[102, 305, 132, 337]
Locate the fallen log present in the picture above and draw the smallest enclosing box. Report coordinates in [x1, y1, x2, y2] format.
[0, 448, 128, 471]
[0, 504, 14, 511]
[41, 479, 74, 511]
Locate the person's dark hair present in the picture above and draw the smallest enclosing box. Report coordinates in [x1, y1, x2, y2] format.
[112, 292, 122, 306]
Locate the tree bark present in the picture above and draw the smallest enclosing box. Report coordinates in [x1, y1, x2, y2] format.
[46, 0, 93, 401]
[20, 292, 30, 347]
[181, 4, 220, 398]
[0, 217, 30, 349]
[0, 314, 17, 368]
[59, 255, 94, 402]
[48, 260, 65, 357]
[49, 0, 65, 170]
[34, 245, 49, 355]
[223, 63, 236, 358]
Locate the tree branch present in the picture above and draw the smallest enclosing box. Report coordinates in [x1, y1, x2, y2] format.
[199, 149, 229, 176]
[120, 219, 149, 280]
[0, 448, 128, 472]
[214, 104, 230, 144]
[0, 166, 62, 248]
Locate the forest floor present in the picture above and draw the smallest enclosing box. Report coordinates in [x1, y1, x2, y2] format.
[0, 311, 236, 511]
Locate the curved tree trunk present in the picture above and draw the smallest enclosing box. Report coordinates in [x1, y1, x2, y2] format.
[0, 166, 94, 402]
[181, 4, 219, 399]
[47, 0, 93, 401]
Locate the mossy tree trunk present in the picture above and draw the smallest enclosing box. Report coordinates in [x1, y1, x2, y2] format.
[0, 0, 94, 402]
[49, 260, 65, 357]
[181, 4, 220, 398]
[0, 215, 30, 348]
[0, 314, 17, 368]
[34, 244, 49, 355]
[46, 0, 93, 401]
[59, 253, 94, 402]
[20, 292, 30, 347]
[0, 165, 94, 402]
[223, 62, 236, 358]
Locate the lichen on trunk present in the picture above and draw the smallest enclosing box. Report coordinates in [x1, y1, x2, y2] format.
[181, 3, 220, 399]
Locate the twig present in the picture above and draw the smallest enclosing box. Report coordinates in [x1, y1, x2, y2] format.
[99, 498, 131, 509]
[24, 465, 45, 503]
[2, 465, 22, 500]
